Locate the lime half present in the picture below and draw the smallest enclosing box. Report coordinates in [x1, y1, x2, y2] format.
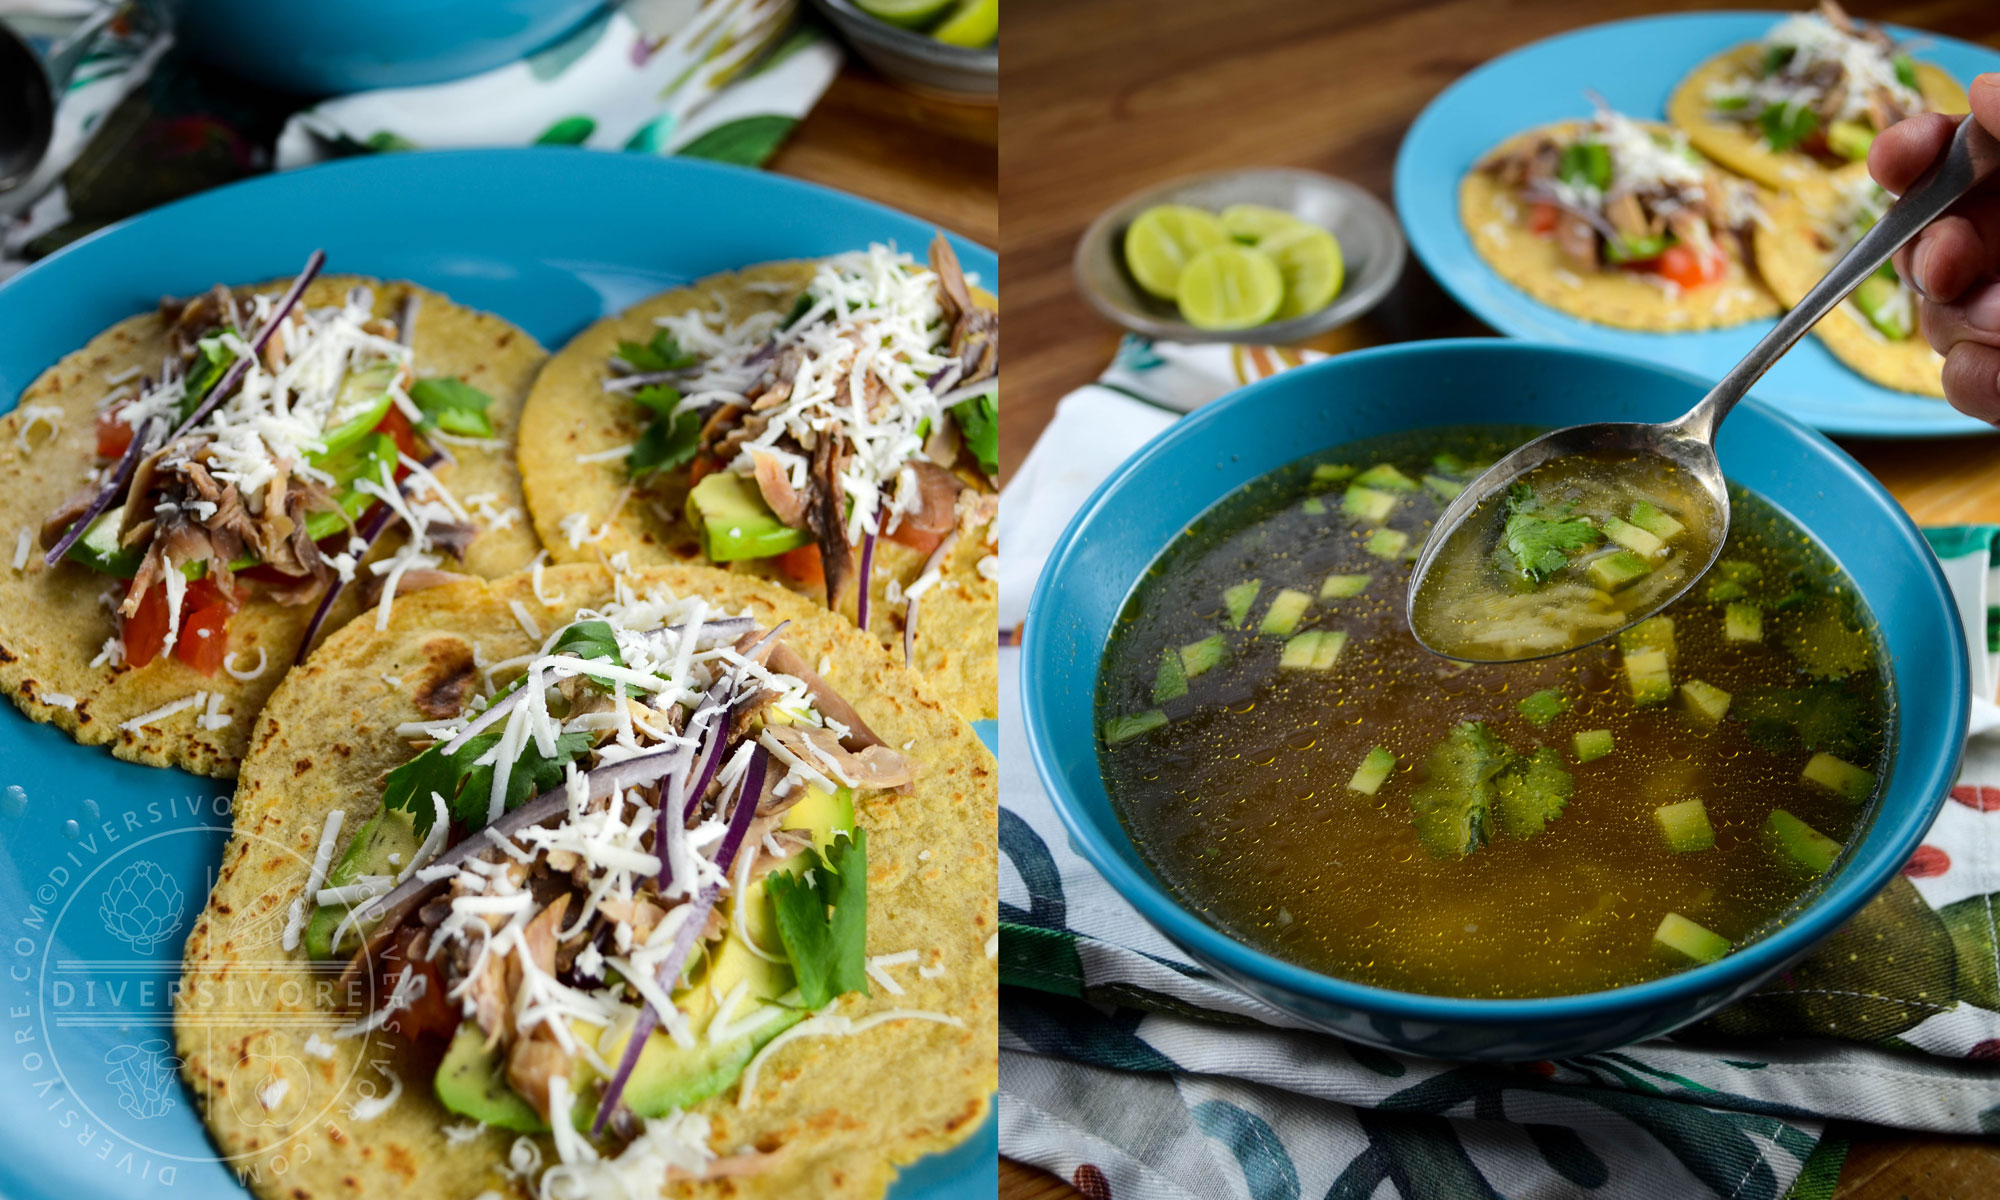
[930, 0, 998, 46]
[1124, 205, 1228, 301]
[1220, 203, 1311, 245]
[855, 0, 955, 29]
[1261, 224, 1344, 319]
[1176, 245, 1284, 330]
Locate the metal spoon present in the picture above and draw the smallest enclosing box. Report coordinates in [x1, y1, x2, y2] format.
[1407, 112, 2000, 662]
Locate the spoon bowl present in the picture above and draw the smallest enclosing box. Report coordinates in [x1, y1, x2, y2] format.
[1408, 110, 2000, 661]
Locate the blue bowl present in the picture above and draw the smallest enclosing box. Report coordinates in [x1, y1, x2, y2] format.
[1021, 340, 1968, 1061]
[159, 0, 606, 94]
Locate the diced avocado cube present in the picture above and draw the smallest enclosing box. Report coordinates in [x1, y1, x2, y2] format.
[1223, 580, 1262, 626]
[1765, 808, 1840, 874]
[1723, 602, 1763, 643]
[1279, 630, 1348, 671]
[1354, 463, 1419, 492]
[1104, 710, 1168, 745]
[1586, 550, 1652, 591]
[1179, 635, 1227, 680]
[1365, 528, 1409, 560]
[1343, 486, 1397, 524]
[1801, 752, 1874, 802]
[1629, 500, 1685, 542]
[1311, 463, 1357, 485]
[1320, 573, 1372, 600]
[1716, 560, 1762, 584]
[1705, 579, 1748, 603]
[1680, 679, 1731, 724]
[1517, 688, 1571, 727]
[1260, 588, 1312, 636]
[1302, 497, 1326, 515]
[1655, 799, 1715, 852]
[1827, 117, 1875, 162]
[1152, 650, 1188, 704]
[1602, 516, 1663, 558]
[1573, 729, 1615, 762]
[1624, 648, 1673, 706]
[1348, 746, 1397, 796]
[1422, 474, 1465, 502]
[1619, 615, 1677, 665]
[1853, 270, 1913, 340]
[1654, 912, 1730, 964]
[1431, 452, 1487, 477]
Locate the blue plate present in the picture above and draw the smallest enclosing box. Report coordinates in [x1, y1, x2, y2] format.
[1022, 340, 1967, 1060]
[1394, 11, 2000, 439]
[0, 149, 996, 1200]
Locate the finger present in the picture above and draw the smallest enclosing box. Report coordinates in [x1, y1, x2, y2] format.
[1870, 112, 1957, 194]
[1972, 72, 2000, 144]
[1900, 213, 1992, 303]
[1919, 278, 2000, 356]
[1939, 340, 2000, 425]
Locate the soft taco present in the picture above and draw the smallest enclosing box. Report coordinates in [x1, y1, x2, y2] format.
[1667, 1, 1969, 190]
[516, 239, 998, 722]
[1462, 108, 1780, 331]
[175, 563, 997, 1199]
[1753, 161, 1944, 396]
[0, 255, 544, 777]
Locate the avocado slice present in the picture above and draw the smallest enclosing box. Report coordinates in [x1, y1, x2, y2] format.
[306, 807, 422, 959]
[1852, 268, 1913, 340]
[311, 364, 399, 463]
[64, 504, 144, 577]
[434, 784, 858, 1130]
[686, 471, 812, 563]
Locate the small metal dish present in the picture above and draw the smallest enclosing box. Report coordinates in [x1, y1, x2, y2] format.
[1074, 167, 1406, 345]
[808, 0, 997, 102]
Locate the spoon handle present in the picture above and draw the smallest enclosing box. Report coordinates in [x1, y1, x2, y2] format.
[1674, 113, 2000, 443]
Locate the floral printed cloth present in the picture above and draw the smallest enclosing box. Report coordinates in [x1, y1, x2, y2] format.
[1, 0, 838, 273]
[997, 336, 2000, 1200]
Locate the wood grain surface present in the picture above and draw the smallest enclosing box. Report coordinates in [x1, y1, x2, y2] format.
[999, 1, 2000, 1197]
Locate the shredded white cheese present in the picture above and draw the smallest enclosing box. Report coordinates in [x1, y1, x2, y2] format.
[282, 808, 345, 952]
[11, 528, 30, 571]
[118, 691, 207, 732]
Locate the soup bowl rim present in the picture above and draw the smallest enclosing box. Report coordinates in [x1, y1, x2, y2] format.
[1020, 337, 1967, 1030]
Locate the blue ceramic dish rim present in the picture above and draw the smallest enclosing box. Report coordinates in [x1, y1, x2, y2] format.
[1021, 337, 1968, 1030]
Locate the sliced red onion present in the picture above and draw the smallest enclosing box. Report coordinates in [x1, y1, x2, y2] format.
[657, 620, 788, 888]
[292, 449, 445, 665]
[42, 415, 159, 567]
[165, 249, 325, 445]
[594, 744, 766, 1133]
[856, 523, 878, 631]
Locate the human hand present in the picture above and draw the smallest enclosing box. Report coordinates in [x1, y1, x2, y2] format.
[1869, 73, 2000, 420]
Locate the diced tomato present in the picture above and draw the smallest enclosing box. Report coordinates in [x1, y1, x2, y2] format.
[95, 409, 134, 459]
[778, 542, 824, 587]
[173, 578, 238, 675]
[885, 521, 945, 557]
[1527, 202, 1560, 236]
[688, 454, 718, 487]
[121, 577, 238, 672]
[380, 925, 457, 1042]
[121, 581, 169, 668]
[376, 405, 422, 476]
[1648, 243, 1728, 290]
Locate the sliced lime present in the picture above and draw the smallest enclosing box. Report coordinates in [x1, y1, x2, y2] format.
[1176, 245, 1284, 330]
[1123, 205, 1228, 300]
[930, 0, 997, 46]
[1260, 224, 1344, 319]
[1219, 203, 1311, 245]
[855, 0, 955, 28]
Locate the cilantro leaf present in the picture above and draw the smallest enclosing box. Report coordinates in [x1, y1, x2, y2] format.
[630, 383, 683, 419]
[615, 329, 696, 373]
[781, 291, 815, 329]
[950, 389, 998, 477]
[383, 701, 594, 834]
[1759, 101, 1818, 152]
[628, 409, 703, 481]
[767, 828, 870, 1008]
[409, 377, 496, 437]
[1500, 484, 1602, 583]
[548, 618, 626, 691]
[1734, 684, 1872, 759]
[1557, 139, 1611, 191]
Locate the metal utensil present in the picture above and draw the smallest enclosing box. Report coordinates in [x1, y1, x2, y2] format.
[1408, 112, 2000, 661]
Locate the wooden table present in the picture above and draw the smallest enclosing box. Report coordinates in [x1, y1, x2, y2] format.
[1001, 1, 2000, 1196]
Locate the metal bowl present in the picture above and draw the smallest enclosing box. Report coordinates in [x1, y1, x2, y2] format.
[807, 0, 996, 102]
[1074, 167, 1406, 345]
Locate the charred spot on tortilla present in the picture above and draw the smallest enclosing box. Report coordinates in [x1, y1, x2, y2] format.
[412, 637, 478, 718]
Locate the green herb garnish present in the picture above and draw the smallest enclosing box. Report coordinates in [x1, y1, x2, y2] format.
[1501, 484, 1602, 583]
[409, 377, 496, 437]
[767, 829, 870, 1008]
[615, 329, 696, 373]
[951, 389, 999, 477]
